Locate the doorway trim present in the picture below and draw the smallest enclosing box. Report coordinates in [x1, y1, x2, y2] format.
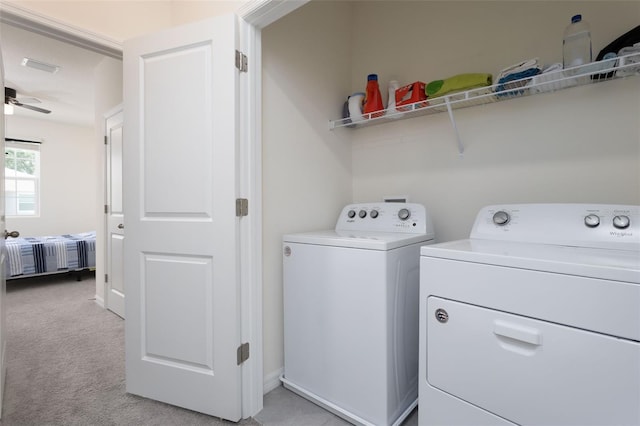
[0, 2, 122, 59]
[236, 0, 309, 416]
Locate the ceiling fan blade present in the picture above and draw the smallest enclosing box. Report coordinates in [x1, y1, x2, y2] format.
[17, 97, 42, 104]
[14, 102, 51, 114]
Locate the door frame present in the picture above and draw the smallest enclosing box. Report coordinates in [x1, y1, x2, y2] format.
[0, 0, 310, 418]
[103, 104, 124, 318]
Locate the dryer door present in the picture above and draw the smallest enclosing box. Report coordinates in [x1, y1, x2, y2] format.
[426, 296, 640, 426]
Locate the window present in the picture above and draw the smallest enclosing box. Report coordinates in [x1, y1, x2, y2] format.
[5, 143, 40, 217]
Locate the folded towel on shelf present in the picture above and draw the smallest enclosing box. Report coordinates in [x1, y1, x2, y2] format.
[426, 73, 493, 98]
[496, 58, 541, 81]
[495, 59, 542, 97]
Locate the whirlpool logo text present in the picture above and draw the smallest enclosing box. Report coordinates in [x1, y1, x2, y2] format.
[610, 231, 633, 238]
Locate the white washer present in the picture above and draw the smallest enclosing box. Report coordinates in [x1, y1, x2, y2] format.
[282, 202, 435, 426]
[418, 204, 640, 425]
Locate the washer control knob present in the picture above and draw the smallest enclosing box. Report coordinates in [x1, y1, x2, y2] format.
[492, 211, 510, 226]
[584, 214, 600, 228]
[347, 210, 356, 219]
[398, 208, 411, 221]
[359, 210, 367, 219]
[370, 210, 379, 219]
[613, 215, 630, 229]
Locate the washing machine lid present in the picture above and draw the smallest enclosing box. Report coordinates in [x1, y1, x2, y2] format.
[284, 230, 434, 250]
[420, 239, 640, 283]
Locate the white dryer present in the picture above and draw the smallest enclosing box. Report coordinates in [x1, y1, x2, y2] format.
[418, 204, 640, 425]
[282, 202, 435, 426]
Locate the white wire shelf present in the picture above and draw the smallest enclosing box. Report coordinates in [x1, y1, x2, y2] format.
[329, 53, 640, 143]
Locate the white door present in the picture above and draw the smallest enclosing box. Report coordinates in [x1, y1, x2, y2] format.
[105, 107, 124, 318]
[123, 14, 244, 420]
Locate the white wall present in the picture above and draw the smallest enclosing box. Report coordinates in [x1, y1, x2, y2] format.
[349, 1, 640, 242]
[261, 1, 353, 382]
[5, 116, 96, 236]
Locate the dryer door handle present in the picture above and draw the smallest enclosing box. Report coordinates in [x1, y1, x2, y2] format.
[493, 320, 542, 346]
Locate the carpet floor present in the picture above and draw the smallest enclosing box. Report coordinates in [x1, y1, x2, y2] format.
[0, 273, 259, 426]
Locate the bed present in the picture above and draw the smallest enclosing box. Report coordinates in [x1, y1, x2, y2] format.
[5, 231, 96, 280]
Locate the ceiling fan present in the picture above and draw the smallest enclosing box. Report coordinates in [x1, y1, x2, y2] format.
[4, 87, 51, 114]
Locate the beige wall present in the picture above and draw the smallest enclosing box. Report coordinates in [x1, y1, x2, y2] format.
[7, 0, 248, 41]
[8, 0, 173, 41]
[349, 1, 640, 242]
[170, 0, 247, 27]
[261, 0, 353, 384]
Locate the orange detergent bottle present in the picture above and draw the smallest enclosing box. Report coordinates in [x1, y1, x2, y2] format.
[363, 74, 384, 118]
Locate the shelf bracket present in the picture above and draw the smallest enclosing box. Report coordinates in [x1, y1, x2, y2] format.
[444, 96, 464, 156]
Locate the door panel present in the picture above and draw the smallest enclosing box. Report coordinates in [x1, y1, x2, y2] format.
[143, 254, 213, 368]
[142, 44, 213, 217]
[106, 108, 125, 318]
[123, 14, 241, 420]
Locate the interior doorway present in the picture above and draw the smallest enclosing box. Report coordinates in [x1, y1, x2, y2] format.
[0, 0, 311, 420]
[0, 7, 122, 310]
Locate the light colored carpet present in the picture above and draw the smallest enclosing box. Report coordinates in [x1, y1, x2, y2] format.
[0, 273, 259, 426]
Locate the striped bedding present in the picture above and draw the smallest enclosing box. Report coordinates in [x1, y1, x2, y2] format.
[5, 231, 96, 278]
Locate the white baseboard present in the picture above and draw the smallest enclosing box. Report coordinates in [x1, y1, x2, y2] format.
[94, 295, 105, 308]
[263, 367, 283, 395]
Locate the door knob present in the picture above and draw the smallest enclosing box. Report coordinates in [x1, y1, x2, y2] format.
[4, 230, 19, 239]
[117, 224, 124, 229]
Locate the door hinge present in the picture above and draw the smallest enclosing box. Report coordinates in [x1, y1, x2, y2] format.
[105, 274, 109, 283]
[235, 50, 248, 72]
[237, 342, 250, 365]
[236, 198, 248, 217]
[104, 204, 109, 214]
[104, 135, 108, 145]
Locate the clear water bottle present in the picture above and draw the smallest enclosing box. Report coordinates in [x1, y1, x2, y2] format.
[563, 14, 592, 71]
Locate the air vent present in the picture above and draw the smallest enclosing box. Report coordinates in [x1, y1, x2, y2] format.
[21, 57, 60, 74]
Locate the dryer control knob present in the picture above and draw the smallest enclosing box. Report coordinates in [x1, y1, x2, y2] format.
[370, 210, 379, 219]
[359, 210, 367, 219]
[492, 211, 510, 226]
[398, 208, 411, 221]
[584, 214, 600, 228]
[347, 210, 356, 219]
[613, 215, 630, 229]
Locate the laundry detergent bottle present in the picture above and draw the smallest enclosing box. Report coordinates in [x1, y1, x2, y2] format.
[363, 74, 384, 118]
